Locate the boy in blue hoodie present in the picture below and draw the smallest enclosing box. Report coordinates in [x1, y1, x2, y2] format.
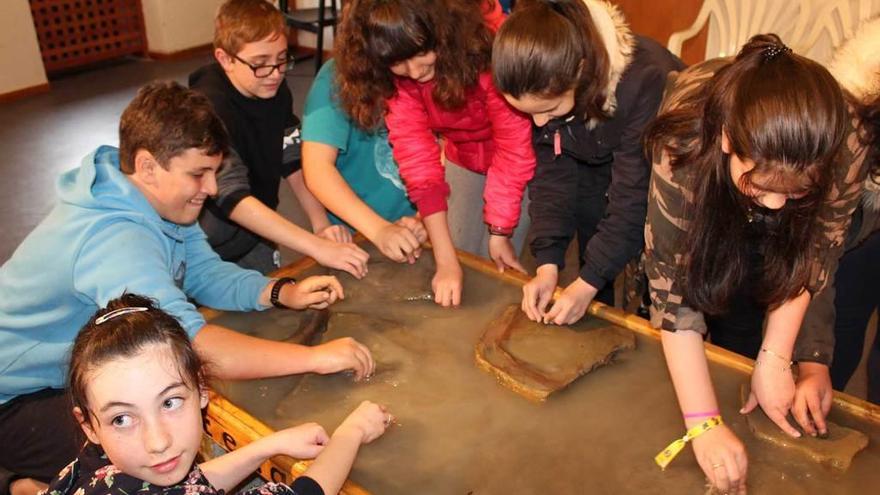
[0, 81, 375, 495]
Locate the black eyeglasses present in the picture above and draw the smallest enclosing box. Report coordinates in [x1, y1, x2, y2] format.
[232, 54, 295, 78]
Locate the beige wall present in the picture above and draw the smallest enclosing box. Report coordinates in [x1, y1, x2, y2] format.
[0, 0, 48, 95]
[141, 0, 225, 55]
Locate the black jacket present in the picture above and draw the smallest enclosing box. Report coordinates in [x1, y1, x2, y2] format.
[529, 35, 685, 290]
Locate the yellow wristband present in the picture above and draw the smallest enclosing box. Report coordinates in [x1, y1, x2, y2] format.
[654, 416, 723, 470]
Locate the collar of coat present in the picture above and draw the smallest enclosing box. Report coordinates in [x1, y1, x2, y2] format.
[829, 15, 880, 211]
[584, 0, 636, 128]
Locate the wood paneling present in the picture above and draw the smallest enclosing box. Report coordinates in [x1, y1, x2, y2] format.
[612, 0, 707, 65]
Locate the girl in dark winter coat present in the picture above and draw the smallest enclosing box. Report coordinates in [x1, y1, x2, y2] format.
[493, 0, 683, 325]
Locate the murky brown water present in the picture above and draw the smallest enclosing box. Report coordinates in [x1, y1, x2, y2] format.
[211, 250, 880, 494]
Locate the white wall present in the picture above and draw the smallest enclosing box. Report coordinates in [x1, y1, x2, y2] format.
[0, 0, 48, 95]
[141, 0, 226, 55]
[291, 0, 338, 50]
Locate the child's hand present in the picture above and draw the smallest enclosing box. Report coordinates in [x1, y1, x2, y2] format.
[335, 401, 393, 444]
[488, 235, 526, 274]
[691, 424, 748, 495]
[522, 264, 557, 321]
[543, 277, 598, 325]
[432, 261, 463, 307]
[270, 423, 330, 460]
[373, 223, 422, 263]
[317, 224, 353, 244]
[311, 239, 369, 279]
[395, 215, 428, 244]
[282, 275, 345, 310]
[791, 362, 832, 437]
[310, 337, 375, 380]
[741, 353, 800, 438]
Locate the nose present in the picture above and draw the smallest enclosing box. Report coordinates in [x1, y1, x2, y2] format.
[759, 192, 787, 210]
[143, 418, 171, 454]
[203, 173, 218, 197]
[533, 114, 550, 127]
[405, 60, 422, 79]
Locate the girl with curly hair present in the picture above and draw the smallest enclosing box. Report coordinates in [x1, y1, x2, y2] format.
[644, 34, 868, 493]
[334, 0, 535, 307]
[492, 0, 683, 325]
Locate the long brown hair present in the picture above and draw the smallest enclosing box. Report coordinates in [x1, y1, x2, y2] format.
[335, 0, 494, 130]
[492, 0, 610, 121]
[645, 34, 848, 314]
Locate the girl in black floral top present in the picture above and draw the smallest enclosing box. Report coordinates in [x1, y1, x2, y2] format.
[43, 294, 393, 495]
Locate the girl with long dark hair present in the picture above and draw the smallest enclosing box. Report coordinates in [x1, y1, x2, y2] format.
[334, 0, 535, 307]
[492, 0, 683, 324]
[644, 34, 868, 493]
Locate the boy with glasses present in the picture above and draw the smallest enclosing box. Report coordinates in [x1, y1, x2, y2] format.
[190, 0, 369, 277]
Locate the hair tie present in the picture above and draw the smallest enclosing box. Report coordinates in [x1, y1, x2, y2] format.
[95, 307, 149, 325]
[763, 43, 792, 60]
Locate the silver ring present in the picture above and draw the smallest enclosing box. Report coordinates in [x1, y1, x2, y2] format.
[712, 462, 725, 469]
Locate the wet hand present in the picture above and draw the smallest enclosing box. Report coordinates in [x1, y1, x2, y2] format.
[792, 361, 832, 437]
[270, 423, 330, 459]
[432, 262, 463, 307]
[317, 224, 353, 244]
[373, 223, 421, 264]
[489, 235, 526, 274]
[741, 353, 800, 438]
[395, 215, 428, 245]
[521, 264, 557, 322]
[691, 424, 748, 495]
[312, 240, 369, 279]
[335, 401, 393, 444]
[310, 337, 375, 380]
[543, 278, 598, 325]
[282, 275, 345, 310]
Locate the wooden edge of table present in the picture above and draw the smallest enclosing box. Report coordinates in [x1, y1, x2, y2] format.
[201, 243, 879, 492]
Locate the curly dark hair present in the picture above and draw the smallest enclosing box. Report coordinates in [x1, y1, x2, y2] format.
[335, 0, 494, 130]
[645, 34, 848, 314]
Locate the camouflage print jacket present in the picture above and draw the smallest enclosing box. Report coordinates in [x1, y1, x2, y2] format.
[796, 17, 880, 365]
[643, 58, 870, 365]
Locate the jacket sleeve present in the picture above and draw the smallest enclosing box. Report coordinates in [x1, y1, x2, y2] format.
[579, 71, 661, 289]
[180, 223, 270, 311]
[386, 82, 449, 218]
[73, 222, 208, 338]
[794, 284, 836, 365]
[644, 152, 708, 334]
[528, 138, 578, 269]
[213, 148, 253, 217]
[482, 73, 537, 230]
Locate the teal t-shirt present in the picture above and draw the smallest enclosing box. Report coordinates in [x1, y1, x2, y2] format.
[302, 60, 416, 227]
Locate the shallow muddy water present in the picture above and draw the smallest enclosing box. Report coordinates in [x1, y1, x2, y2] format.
[212, 249, 880, 494]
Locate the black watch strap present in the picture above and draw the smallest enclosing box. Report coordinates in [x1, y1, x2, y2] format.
[270, 277, 297, 309]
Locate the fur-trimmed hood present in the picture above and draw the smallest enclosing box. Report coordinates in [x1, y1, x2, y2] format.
[584, 0, 636, 123]
[830, 16, 880, 213]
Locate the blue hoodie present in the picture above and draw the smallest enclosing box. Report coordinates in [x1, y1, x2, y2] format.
[0, 146, 270, 404]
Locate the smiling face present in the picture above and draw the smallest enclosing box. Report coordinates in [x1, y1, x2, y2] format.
[75, 343, 208, 486]
[389, 51, 438, 83]
[503, 89, 576, 127]
[217, 32, 288, 99]
[131, 148, 222, 225]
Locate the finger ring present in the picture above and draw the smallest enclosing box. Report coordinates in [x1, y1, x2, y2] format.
[384, 415, 393, 426]
[712, 462, 724, 469]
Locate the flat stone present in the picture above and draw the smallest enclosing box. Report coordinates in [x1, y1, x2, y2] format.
[740, 384, 869, 472]
[475, 305, 636, 402]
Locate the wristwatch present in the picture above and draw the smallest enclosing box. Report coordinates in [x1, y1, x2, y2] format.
[270, 277, 297, 309]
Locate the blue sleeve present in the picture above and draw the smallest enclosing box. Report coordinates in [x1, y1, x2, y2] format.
[180, 224, 270, 312]
[73, 223, 208, 338]
[302, 60, 352, 153]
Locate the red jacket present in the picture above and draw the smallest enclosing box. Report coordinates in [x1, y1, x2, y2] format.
[386, 71, 536, 230]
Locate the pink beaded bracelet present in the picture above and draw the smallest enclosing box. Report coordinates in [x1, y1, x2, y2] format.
[683, 410, 721, 419]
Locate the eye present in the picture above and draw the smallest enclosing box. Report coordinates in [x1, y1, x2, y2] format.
[163, 397, 184, 411]
[190, 172, 205, 178]
[111, 414, 133, 428]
